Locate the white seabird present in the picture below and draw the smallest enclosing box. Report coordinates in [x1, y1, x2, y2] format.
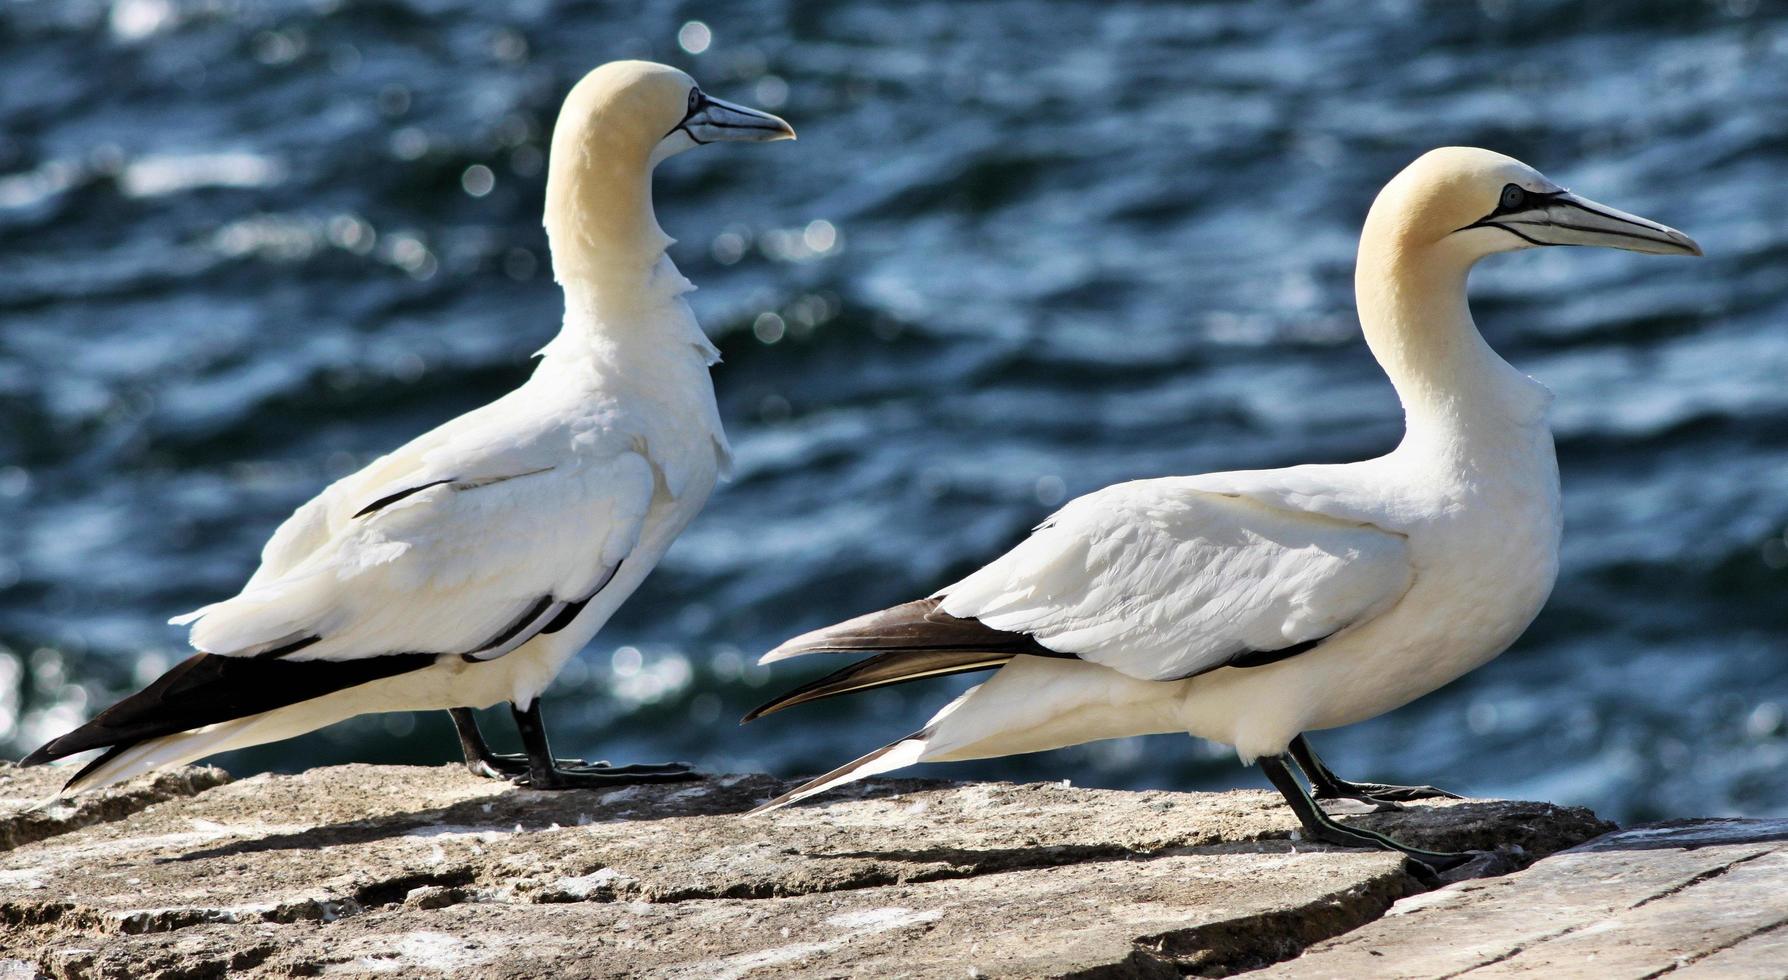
[744, 148, 1699, 869]
[24, 61, 794, 794]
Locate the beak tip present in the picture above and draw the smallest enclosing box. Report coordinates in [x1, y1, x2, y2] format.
[1666, 229, 1703, 257]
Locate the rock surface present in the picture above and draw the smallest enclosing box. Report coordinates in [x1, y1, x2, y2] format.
[0, 763, 230, 853]
[0, 761, 1635, 977]
[1262, 817, 1788, 978]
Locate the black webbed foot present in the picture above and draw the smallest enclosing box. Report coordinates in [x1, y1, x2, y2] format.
[450, 705, 697, 788]
[1314, 792, 1406, 814]
[1260, 754, 1478, 878]
[1288, 734, 1463, 812]
[1323, 780, 1463, 803]
[511, 762, 701, 790]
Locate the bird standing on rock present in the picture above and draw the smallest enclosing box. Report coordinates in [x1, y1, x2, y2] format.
[744, 148, 1699, 873]
[23, 61, 794, 794]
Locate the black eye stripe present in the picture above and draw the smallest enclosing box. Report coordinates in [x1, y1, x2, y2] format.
[665, 89, 710, 142]
[1487, 184, 1563, 219]
[1452, 186, 1568, 237]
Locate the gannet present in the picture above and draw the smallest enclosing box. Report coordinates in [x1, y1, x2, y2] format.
[22, 61, 793, 794]
[744, 148, 1699, 870]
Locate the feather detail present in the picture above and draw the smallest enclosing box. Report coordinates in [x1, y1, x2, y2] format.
[20, 651, 436, 771]
[759, 598, 1060, 665]
[744, 649, 1019, 723]
[746, 732, 930, 815]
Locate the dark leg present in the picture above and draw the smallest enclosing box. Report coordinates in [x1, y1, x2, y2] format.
[450, 708, 523, 780]
[1259, 754, 1474, 875]
[452, 707, 687, 782]
[1289, 734, 1463, 807]
[509, 700, 698, 789]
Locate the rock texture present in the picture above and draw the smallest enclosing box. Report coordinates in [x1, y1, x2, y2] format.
[1262, 817, 1788, 978]
[0, 763, 230, 853]
[0, 762, 1624, 977]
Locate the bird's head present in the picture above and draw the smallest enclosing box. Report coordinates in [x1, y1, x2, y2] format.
[545, 61, 794, 279]
[551, 60, 794, 171]
[1367, 146, 1700, 264]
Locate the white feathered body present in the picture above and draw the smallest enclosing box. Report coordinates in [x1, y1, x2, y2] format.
[919, 376, 1561, 768]
[72, 260, 728, 791]
[750, 147, 1689, 815]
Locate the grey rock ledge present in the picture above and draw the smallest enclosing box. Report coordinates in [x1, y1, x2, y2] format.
[0, 762, 1772, 978]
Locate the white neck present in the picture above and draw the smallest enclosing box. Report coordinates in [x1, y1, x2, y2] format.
[538, 260, 711, 367]
[1354, 231, 1551, 464]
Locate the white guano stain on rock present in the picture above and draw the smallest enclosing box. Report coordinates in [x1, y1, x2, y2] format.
[551, 867, 631, 899]
[335, 930, 500, 974]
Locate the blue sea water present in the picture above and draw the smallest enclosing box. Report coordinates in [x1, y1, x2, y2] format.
[0, 0, 1783, 823]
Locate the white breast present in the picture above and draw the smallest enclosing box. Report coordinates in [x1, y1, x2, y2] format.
[1180, 423, 1562, 761]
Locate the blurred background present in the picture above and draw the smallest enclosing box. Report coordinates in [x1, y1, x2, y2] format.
[0, 0, 1783, 823]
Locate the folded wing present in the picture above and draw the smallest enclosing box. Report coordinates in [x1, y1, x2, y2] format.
[939, 478, 1413, 681]
[748, 477, 1413, 721]
[25, 391, 677, 785]
[174, 402, 658, 665]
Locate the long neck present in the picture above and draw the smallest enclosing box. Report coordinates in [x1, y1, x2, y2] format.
[1355, 232, 1550, 462]
[543, 136, 674, 287]
[539, 129, 710, 368]
[537, 258, 712, 368]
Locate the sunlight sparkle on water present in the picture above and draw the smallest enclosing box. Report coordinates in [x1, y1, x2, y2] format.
[460, 164, 495, 198]
[677, 21, 711, 55]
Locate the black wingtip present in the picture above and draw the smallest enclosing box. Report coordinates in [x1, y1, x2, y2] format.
[745, 599, 1076, 724]
[739, 701, 777, 725]
[21, 650, 438, 767]
[741, 659, 862, 724]
[743, 648, 1023, 725]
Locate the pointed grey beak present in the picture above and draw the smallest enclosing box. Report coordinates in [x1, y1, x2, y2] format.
[1485, 191, 1702, 256]
[679, 92, 795, 145]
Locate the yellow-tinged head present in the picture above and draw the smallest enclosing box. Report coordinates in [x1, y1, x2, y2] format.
[1366, 146, 1700, 263]
[550, 60, 794, 169]
[545, 61, 794, 279]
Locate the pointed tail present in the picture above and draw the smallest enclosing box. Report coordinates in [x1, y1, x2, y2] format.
[746, 730, 932, 816]
[744, 597, 1073, 722]
[22, 650, 434, 794]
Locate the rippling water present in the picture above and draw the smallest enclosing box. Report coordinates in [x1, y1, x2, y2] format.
[1, 0, 1783, 822]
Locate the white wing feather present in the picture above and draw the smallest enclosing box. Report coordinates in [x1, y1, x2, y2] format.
[173, 390, 658, 663]
[936, 476, 1413, 682]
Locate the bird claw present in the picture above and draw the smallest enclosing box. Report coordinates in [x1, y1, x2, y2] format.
[1346, 782, 1463, 802]
[510, 765, 704, 790]
[1318, 795, 1405, 815]
[467, 752, 652, 778]
[553, 760, 692, 777]
[1313, 780, 1460, 808]
[467, 760, 511, 781]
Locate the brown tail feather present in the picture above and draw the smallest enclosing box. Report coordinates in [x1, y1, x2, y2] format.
[761, 597, 1060, 662]
[743, 649, 1019, 722]
[745, 598, 1074, 723]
